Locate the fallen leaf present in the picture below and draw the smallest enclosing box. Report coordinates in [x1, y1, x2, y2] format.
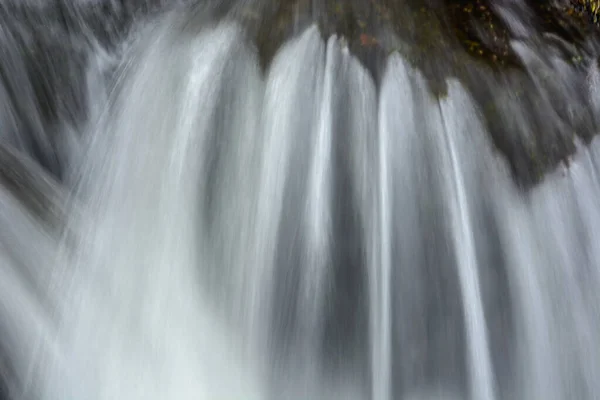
[360, 33, 378, 46]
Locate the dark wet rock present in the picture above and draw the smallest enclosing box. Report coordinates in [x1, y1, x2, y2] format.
[238, 0, 600, 186]
[2, 0, 600, 188]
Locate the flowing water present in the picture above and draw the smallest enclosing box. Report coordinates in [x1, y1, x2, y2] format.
[2, 1, 600, 400]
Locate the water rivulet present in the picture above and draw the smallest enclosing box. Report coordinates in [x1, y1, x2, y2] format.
[1, 3, 600, 400]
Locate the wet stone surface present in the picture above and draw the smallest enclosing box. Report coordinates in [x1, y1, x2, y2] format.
[243, 0, 600, 187]
[2, 0, 600, 187]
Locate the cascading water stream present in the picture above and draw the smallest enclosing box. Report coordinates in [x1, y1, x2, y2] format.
[2, 2, 600, 400]
[437, 83, 497, 400]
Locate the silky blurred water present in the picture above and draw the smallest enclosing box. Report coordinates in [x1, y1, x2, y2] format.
[1, 2, 600, 400]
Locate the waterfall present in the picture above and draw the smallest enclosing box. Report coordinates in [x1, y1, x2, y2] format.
[1, 2, 600, 400]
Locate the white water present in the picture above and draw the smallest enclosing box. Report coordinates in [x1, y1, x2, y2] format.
[1, 8, 600, 400]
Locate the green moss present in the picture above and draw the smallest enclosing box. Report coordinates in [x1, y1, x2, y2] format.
[577, 0, 600, 23]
